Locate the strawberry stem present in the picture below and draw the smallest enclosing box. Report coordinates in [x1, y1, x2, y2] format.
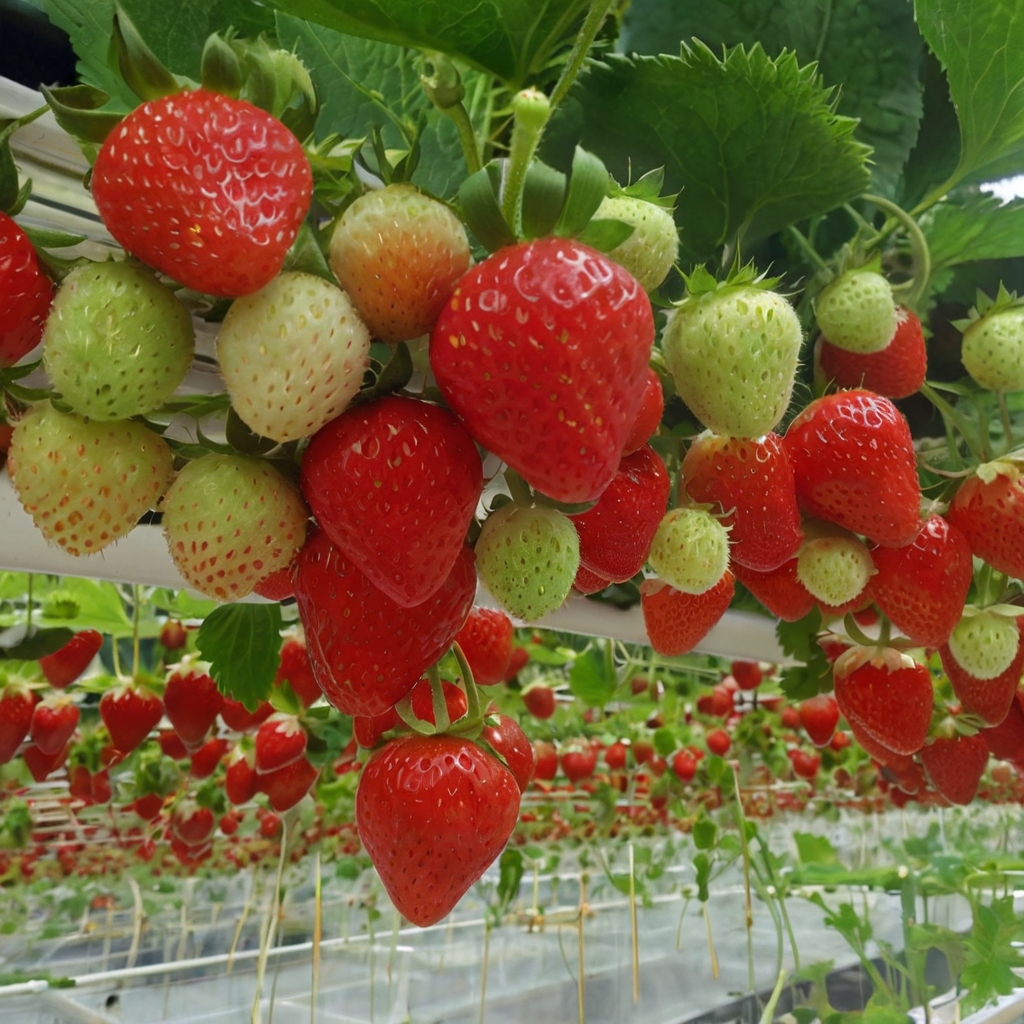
[131, 584, 141, 678]
[550, 0, 615, 110]
[863, 194, 931, 310]
[501, 89, 551, 235]
[503, 467, 534, 507]
[419, 53, 482, 176]
[919, 382, 985, 463]
[427, 664, 451, 733]
[786, 226, 831, 276]
[998, 391, 1015, 455]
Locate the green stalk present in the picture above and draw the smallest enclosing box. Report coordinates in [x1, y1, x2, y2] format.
[862, 194, 932, 309]
[132, 584, 141, 678]
[504, 468, 534, 507]
[549, 0, 615, 110]
[758, 969, 789, 1024]
[420, 52, 482, 176]
[998, 391, 1015, 455]
[786, 225, 831, 275]
[920, 382, 986, 463]
[501, 89, 551, 235]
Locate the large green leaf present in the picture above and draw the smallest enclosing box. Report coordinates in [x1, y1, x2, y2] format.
[196, 602, 283, 711]
[42, 0, 276, 109]
[924, 195, 1024, 271]
[276, 15, 489, 198]
[545, 47, 871, 263]
[914, 0, 1024, 203]
[263, 0, 588, 88]
[622, 0, 924, 198]
[900, 50, 961, 208]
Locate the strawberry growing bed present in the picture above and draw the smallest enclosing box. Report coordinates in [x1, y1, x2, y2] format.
[3, 0, 1024, 1021]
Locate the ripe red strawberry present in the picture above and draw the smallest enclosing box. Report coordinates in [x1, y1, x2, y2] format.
[39, 630, 103, 688]
[163, 665, 224, 752]
[940, 620, 1024, 727]
[157, 728, 189, 760]
[29, 695, 79, 756]
[573, 563, 611, 595]
[731, 661, 762, 691]
[430, 237, 654, 503]
[189, 736, 229, 779]
[869, 516, 973, 647]
[254, 566, 296, 601]
[302, 395, 481, 607]
[481, 713, 535, 792]
[0, 680, 35, 764]
[170, 800, 216, 846]
[672, 750, 697, 782]
[91, 90, 312, 297]
[503, 646, 529, 682]
[328, 183, 471, 343]
[560, 745, 598, 784]
[604, 741, 628, 770]
[295, 528, 475, 717]
[220, 697, 274, 732]
[731, 558, 815, 622]
[22, 740, 71, 781]
[947, 460, 1024, 580]
[816, 307, 926, 399]
[640, 572, 735, 656]
[783, 390, 921, 548]
[8, 403, 174, 557]
[356, 734, 520, 926]
[0, 210, 53, 366]
[133, 792, 165, 822]
[682, 432, 803, 572]
[533, 740, 558, 781]
[706, 728, 731, 756]
[225, 750, 258, 806]
[217, 271, 371, 443]
[919, 733, 989, 805]
[99, 683, 163, 754]
[162, 454, 308, 601]
[622, 368, 664, 455]
[453, 608, 514, 686]
[981, 691, 1024, 763]
[255, 716, 307, 774]
[572, 444, 670, 582]
[522, 684, 556, 719]
[833, 648, 933, 756]
[258, 755, 319, 811]
[799, 695, 840, 747]
[274, 637, 321, 708]
[789, 748, 821, 780]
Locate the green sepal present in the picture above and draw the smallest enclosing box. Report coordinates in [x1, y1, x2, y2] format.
[20, 226, 87, 250]
[281, 221, 335, 284]
[39, 84, 123, 147]
[553, 147, 611, 238]
[109, 5, 182, 102]
[679, 260, 782, 302]
[200, 32, 243, 99]
[520, 160, 567, 240]
[230, 37, 319, 141]
[952, 283, 1023, 333]
[225, 407, 278, 456]
[0, 106, 48, 214]
[353, 342, 414, 405]
[613, 166, 677, 210]
[576, 217, 634, 253]
[458, 162, 517, 253]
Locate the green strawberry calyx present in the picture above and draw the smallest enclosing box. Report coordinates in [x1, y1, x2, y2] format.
[952, 283, 1024, 333]
[607, 167, 678, 210]
[678, 260, 782, 304]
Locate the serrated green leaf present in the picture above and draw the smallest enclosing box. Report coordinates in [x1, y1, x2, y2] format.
[526, 643, 573, 666]
[622, 0, 924, 199]
[924, 196, 1024, 273]
[793, 831, 839, 865]
[266, 0, 588, 88]
[196, 603, 283, 711]
[960, 898, 1024, 1013]
[776, 607, 823, 662]
[276, 15, 491, 198]
[545, 46, 870, 263]
[693, 851, 712, 901]
[915, 0, 1024, 201]
[652, 726, 676, 758]
[901, 50, 961, 210]
[568, 646, 616, 706]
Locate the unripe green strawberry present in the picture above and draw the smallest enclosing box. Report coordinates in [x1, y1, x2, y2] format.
[595, 195, 678, 291]
[42, 261, 194, 420]
[946, 609, 1021, 681]
[217, 271, 371, 443]
[161, 454, 309, 601]
[329, 184, 470, 343]
[647, 507, 729, 595]
[8, 402, 173, 556]
[663, 286, 802, 438]
[960, 306, 1024, 392]
[814, 269, 896, 354]
[795, 528, 874, 607]
[475, 503, 579, 622]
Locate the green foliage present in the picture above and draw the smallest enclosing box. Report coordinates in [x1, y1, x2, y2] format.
[793, 832, 839, 865]
[263, 0, 588, 88]
[568, 644, 616, 706]
[622, 0, 924, 198]
[914, 0, 1024, 199]
[545, 46, 870, 263]
[196, 603, 283, 710]
[925, 196, 1024, 273]
[961, 897, 1024, 1013]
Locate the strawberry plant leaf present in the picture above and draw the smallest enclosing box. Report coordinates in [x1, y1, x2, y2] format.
[275, 16, 490, 198]
[960, 897, 1024, 1013]
[196, 603, 283, 711]
[776, 607, 823, 663]
[544, 47, 870, 263]
[265, 0, 589, 89]
[568, 645, 617, 706]
[622, 0, 924, 199]
[793, 832, 839, 865]
[925, 196, 1024, 272]
[914, 0, 1024, 202]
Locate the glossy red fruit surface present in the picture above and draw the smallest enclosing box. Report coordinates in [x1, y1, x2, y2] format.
[640, 573, 734, 656]
[453, 608, 514, 686]
[99, 684, 163, 754]
[356, 734, 520, 926]
[622, 368, 664, 456]
[91, 90, 312, 297]
[0, 211, 53, 367]
[948, 461, 1024, 581]
[481, 713, 536, 792]
[39, 629, 103, 688]
[431, 238, 654, 503]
